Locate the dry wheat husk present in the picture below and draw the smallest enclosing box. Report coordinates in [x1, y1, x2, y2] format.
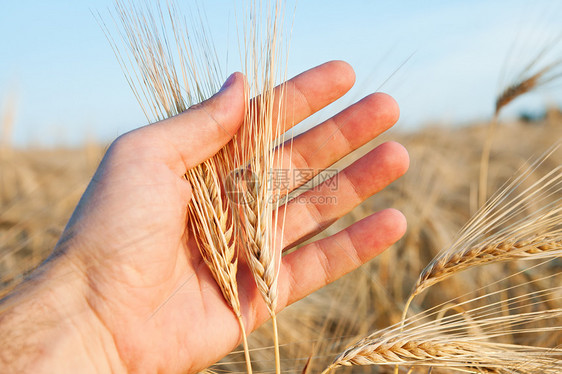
[411, 149, 561, 299]
[324, 272, 562, 373]
[103, 1, 254, 371]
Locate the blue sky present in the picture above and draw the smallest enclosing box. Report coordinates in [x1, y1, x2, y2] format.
[1, 0, 561, 145]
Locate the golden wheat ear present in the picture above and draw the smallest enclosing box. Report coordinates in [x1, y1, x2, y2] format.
[478, 44, 562, 207]
[323, 270, 562, 373]
[321, 147, 562, 373]
[102, 1, 254, 372]
[408, 145, 561, 304]
[232, 1, 291, 373]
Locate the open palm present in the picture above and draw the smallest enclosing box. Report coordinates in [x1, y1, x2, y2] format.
[55, 61, 409, 373]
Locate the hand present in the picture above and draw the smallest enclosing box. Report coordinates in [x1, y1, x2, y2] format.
[0, 61, 409, 373]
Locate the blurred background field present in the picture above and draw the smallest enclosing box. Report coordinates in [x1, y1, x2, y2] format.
[2, 0, 562, 145]
[1, 1, 562, 372]
[1, 110, 561, 372]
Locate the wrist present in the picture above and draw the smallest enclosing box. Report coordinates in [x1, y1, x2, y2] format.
[0, 253, 125, 374]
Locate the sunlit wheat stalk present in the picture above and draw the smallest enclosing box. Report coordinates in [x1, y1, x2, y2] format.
[407, 147, 561, 309]
[395, 147, 562, 373]
[101, 1, 256, 371]
[102, 1, 292, 372]
[322, 149, 561, 373]
[323, 271, 562, 373]
[478, 47, 562, 207]
[233, 1, 290, 372]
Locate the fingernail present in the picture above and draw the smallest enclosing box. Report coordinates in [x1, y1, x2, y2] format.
[219, 73, 236, 92]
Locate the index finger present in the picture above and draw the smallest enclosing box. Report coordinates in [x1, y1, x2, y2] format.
[250, 60, 356, 136]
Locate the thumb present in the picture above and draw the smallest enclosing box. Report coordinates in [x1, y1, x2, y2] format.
[125, 72, 245, 175]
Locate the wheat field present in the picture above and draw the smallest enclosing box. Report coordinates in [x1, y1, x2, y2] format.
[1, 109, 560, 372]
[1, 0, 562, 372]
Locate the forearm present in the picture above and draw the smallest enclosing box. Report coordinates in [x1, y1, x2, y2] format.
[0, 256, 125, 374]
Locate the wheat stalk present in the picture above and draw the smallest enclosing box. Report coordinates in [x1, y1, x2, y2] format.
[325, 339, 561, 373]
[414, 236, 561, 298]
[410, 149, 561, 302]
[101, 1, 256, 371]
[495, 61, 562, 116]
[230, 1, 291, 373]
[393, 150, 562, 373]
[322, 151, 562, 373]
[323, 272, 562, 373]
[187, 158, 253, 371]
[478, 45, 562, 207]
[103, 1, 294, 372]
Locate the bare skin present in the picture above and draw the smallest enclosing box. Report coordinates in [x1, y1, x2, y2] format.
[0, 61, 409, 373]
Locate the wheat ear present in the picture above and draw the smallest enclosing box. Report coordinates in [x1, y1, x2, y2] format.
[398, 150, 561, 373]
[187, 157, 252, 373]
[390, 150, 562, 374]
[414, 235, 561, 298]
[478, 46, 562, 207]
[409, 149, 561, 305]
[103, 1, 254, 371]
[325, 340, 562, 373]
[233, 1, 289, 372]
[324, 272, 562, 373]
